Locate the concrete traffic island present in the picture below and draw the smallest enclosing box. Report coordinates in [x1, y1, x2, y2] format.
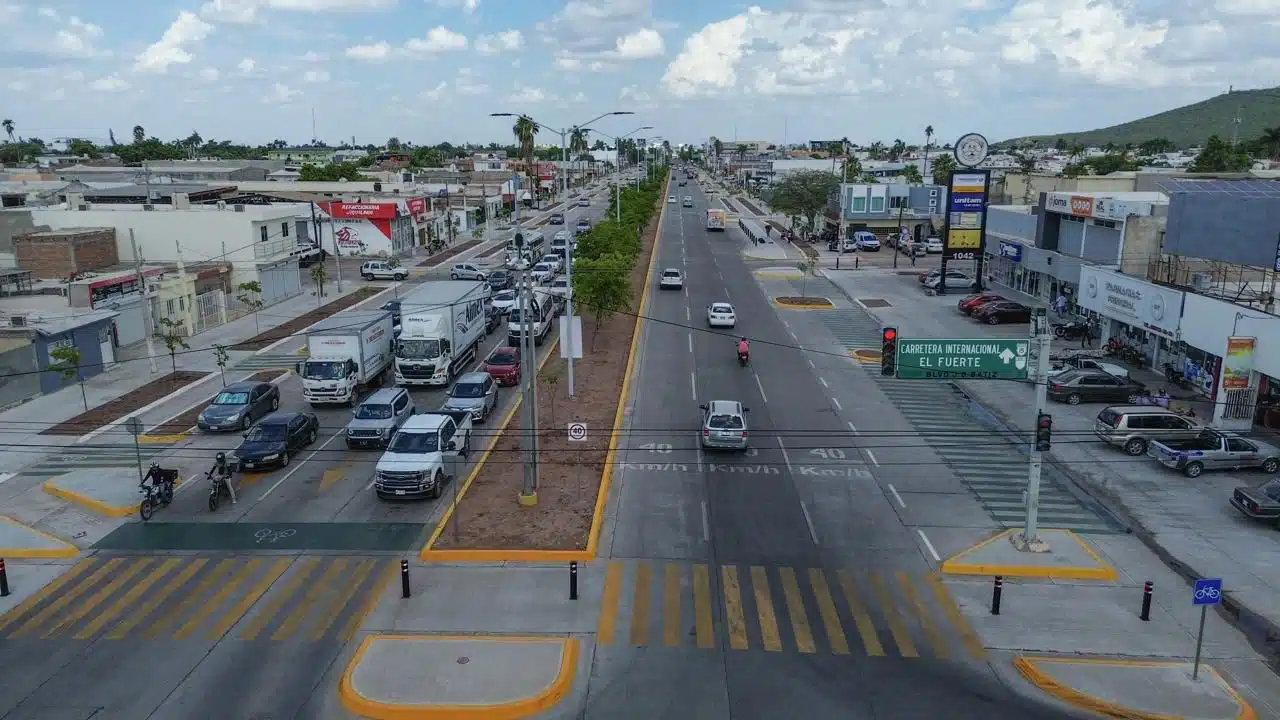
[0, 515, 79, 558]
[941, 528, 1119, 582]
[339, 634, 579, 719]
[742, 242, 790, 261]
[42, 467, 180, 518]
[1014, 655, 1257, 720]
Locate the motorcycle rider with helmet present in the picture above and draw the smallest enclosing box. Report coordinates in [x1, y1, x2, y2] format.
[736, 337, 750, 365]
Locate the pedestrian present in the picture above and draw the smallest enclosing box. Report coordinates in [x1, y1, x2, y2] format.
[909, 247, 916, 267]
[1053, 293, 1067, 318]
[1082, 321, 1096, 348]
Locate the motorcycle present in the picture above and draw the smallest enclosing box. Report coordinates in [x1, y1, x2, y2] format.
[1162, 362, 1192, 389]
[738, 350, 749, 367]
[207, 454, 238, 512]
[138, 463, 178, 522]
[1052, 321, 1089, 340]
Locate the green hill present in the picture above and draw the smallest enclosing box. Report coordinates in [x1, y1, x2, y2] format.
[1000, 87, 1280, 150]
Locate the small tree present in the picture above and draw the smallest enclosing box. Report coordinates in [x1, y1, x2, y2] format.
[157, 317, 190, 374]
[50, 344, 88, 411]
[571, 254, 632, 350]
[236, 280, 264, 334]
[310, 262, 328, 304]
[214, 344, 230, 386]
[472, 225, 484, 240]
[796, 261, 813, 298]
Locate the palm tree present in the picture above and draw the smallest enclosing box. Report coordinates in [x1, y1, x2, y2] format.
[713, 138, 723, 157]
[512, 115, 538, 203]
[1261, 126, 1280, 159]
[890, 139, 906, 161]
[868, 141, 885, 159]
[132, 125, 145, 143]
[930, 153, 956, 186]
[2, 119, 13, 143]
[923, 125, 934, 184]
[568, 127, 589, 189]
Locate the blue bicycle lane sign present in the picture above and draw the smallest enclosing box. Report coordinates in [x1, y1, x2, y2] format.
[1193, 578, 1223, 606]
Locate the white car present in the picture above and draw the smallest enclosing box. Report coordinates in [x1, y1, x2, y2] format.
[548, 278, 572, 301]
[540, 253, 563, 272]
[856, 234, 881, 251]
[925, 271, 976, 290]
[925, 237, 944, 253]
[668, 195, 677, 203]
[707, 302, 736, 328]
[491, 289, 517, 314]
[505, 252, 532, 270]
[531, 262, 555, 283]
[360, 260, 407, 281]
[659, 268, 684, 289]
[553, 230, 572, 243]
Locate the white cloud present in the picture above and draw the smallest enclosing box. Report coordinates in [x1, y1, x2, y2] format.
[508, 86, 547, 103]
[661, 10, 751, 97]
[302, 51, 326, 62]
[303, 69, 330, 82]
[133, 11, 215, 73]
[199, 0, 397, 24]
[476, 29, 523, 55]
[615, 28, 664, 58]
[198, 67, 220, 81]
[405, 26, 468, 52]
[89, 74, 129, 91]
[237, 57, 257, 72]
[455, 68, 489, 95]
[429, 0, 479, 13]
[346, 41, 392, 60]
[267, 82, 299, 103]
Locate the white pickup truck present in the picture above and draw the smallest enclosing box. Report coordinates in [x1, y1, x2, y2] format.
[372, 410, 473, 499]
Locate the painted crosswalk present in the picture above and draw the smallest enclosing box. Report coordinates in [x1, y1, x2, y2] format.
[233, 351, 299, 372]
[597, 560, 986, 661]
[0, 555, 394, 642]
[18, 439, 180, 477]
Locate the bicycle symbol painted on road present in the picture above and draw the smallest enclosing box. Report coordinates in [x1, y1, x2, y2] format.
[254, 528, 297, 544]
[1194, 586, 1220, 601]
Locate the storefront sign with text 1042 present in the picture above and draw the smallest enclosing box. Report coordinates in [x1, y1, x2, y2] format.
[895, 338, 1031, 380]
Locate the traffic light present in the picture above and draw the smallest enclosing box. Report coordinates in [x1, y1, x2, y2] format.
[1035, 413, 1053, 452]
[513, 231, 524, 249]
[881, 327, 898, 377]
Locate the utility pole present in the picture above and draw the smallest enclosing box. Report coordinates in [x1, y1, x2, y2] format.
[564, 235, 576, 397]
[130, 232, 158, 374]
[514, 177, 538, 506]
[892, 204, 904, 269]
[1016, 307, 1053, 552]
[837, 146, 848, 252]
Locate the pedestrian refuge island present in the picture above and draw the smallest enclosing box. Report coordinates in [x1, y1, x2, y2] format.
[738, 218, 769, 244]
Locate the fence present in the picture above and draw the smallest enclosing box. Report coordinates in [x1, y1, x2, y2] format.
[738, 218, 768, 244]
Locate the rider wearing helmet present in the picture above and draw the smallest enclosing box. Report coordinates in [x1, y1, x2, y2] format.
[210, 451, 236, 504]
[737, 337, 749, 358]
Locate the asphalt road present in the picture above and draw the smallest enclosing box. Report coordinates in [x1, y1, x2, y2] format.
[586, 174, 1081, 719]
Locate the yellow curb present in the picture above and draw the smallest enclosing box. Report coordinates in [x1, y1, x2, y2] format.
[295, 346, 308, 357]
[138, 432, 190, 444]
[753, 272, 803, 279]
[41, 476, 184, 518]
[1013, 655, 1256, 720]
[772, 297, 834, 309]
[0, 515, 80, 558]
[940, 528, 1118, 582]
[338, 634, 578, 720]
[849, 349, 881, 363]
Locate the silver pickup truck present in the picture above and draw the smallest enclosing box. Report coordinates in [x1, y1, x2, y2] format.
[1149, 428, 1280, 478]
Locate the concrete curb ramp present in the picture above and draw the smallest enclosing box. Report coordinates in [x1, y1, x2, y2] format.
[0, 515, 80, 558]
[1014, 655, 1256, 720]
[339, 634, 578, 719]
[772, 297, 834, 310]
[940, 528, 1119, 582]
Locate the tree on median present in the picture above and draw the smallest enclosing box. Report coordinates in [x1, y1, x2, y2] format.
[766, 170, 839, 238]
[49, 344, 88, 411]
[571, 254, 632, 350]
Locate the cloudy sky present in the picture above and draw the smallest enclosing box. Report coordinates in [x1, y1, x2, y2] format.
[2, 0, 1279, 148]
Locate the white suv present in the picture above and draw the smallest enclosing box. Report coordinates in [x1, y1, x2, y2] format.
[361, 261, 407, 281]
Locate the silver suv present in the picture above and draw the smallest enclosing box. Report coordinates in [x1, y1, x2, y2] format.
[442, 371, 499, 422]
[450, 262, 487, 281]
[346, 388, 416, 449]
[1094, 405, 1201, 456]
[361, 260, 407, 281]
[699, 400, 750, 451]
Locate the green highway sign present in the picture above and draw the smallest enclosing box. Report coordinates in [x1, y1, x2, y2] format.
[896, 338, 1031, 380]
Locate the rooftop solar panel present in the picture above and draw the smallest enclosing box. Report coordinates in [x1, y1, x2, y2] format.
[1154, 178, 1280, 197]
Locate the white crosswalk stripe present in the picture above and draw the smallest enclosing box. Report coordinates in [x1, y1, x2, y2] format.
[20, 440, 179, 477]
[233, 351, 298, 372]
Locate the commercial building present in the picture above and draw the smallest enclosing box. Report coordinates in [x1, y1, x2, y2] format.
[826, 183, 946, 240]
[53, 162, 268, 183]
[0, 304, 120, 404]
[316, 201, 415, 258]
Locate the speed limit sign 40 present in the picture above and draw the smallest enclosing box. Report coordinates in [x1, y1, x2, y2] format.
[567, 422, 588, 442]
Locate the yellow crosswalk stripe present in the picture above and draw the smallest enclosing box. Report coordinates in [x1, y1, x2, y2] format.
[662, 564, 681, 647]
[749, 566, 782, 652]
[173, 559, 262, 641]
[105, 559, 207, 640]
[0, 558, 95, 634]
[75, 558, 181, 640]
[207, 558, 291, 641]
[925, 572, 987, 661]
[898, 571, 948, 659]
[147, 559, 237, 639]
[340, 561, 395, 642]
[311, 559, 375, 641]
[808, 569, 849, 655]
[240, 558, 318, 640]
[274, 559, 346, 640]
[44, 558, 154, 638]
[778, 568, 815, 654]
[692, 564, 715, 649]
[870, 571, 917, 658]
[837, 569, 884, 656]
[629, 562, 652, 647]
[10, 558, 123, 637]
[722, 566, 748, 650]
[597, 560, 623, 645]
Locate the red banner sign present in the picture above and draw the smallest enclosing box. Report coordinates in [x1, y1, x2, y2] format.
[328, 202, 398, 220]
[406, 197, 427, 216]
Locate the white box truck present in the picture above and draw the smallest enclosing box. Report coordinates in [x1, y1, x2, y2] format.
[706, 208, 726, 231]
[297, 310, 394, 406]
[394, 280, 488, 387]
[508, 288, 556, 347]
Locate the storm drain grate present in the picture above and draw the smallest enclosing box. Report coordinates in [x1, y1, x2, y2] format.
[858, 298, 892, 308]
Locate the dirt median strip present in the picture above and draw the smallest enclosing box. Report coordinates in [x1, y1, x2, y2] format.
[478, 242, 507, 258]
[415, 239, 482, 268]
[738, 198, 765, 215]
[231, 287, 383, 351]
[143, 369, 290, 437]
[40, 371, 210, 436]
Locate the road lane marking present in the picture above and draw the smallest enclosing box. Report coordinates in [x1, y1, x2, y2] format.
[778, 568, 816, 653]
[750, 566, 782, 652]
[239, 557, 318, 640]
[209, 558, 291, 640]
[836, 570, 884, 656]
[918, 529, 942, 562]
[690, 372, 697, 401]
[888, 484, 906, 508]
[320, 461, 354, 491]
[45, 558, 153, 638]
[174, 559, 260, 640]
[777, 437, 793, 472]
[685, 306, 691, 322]
[800, 501, 819, 545]
[310, 559, 375, 641]
[831, 396, 842, 411]
[597, 560, 623, 644]
[147, 559, 237, 639]
[809, 569, 849, 655]
[819, 377, 828, 388]
[700, 501, 710, 542]
[104, 559, 206, 640]
[0, 558, 94, 634]
[925, 573, 987, 660]
[847, 421, 859, 435]
[275, 558, 346, 640]
[865, 449, 879, 466]
[630, 562, 652, 646]
[722, 566, 748, 650]
[692, 564, 715, 648]
[259, 429, 343, 502]
[870, 571, 917, 658]
[75, 558, 181, 640]
[10, 559, 121, 637]
[688, 333, 693, 353]
[663, 564, 681, 647]
[753, 372, 768, 403]
[899, 571, 948, 659]
[807, 358, 815, 368]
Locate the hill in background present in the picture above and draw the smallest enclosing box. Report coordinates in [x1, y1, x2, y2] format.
[999, 87, 1280, 149]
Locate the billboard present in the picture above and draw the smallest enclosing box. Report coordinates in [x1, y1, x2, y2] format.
[942, 170, 989, 261]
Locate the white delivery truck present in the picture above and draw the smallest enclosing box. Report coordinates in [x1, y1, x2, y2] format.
[706, 208, 726, 231]
[394, 280, 488, 387]
[508, 288, 556, 347]
[297, 310, 394, 406]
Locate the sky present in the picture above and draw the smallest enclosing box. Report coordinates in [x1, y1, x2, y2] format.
[2, 0, 1280, 149]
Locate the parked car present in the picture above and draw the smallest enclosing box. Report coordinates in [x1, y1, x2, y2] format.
[198, 381, 280, 432]
[854, 232, 881, 251]
[1047, 369, 1147, 405]
[924, 271, 975, 290]
[481, 346, 522, 386]
[1151, 429, 1280, 478]
[973, 301, 1032, 325]
[1094, 405, 1201, 457]
[549, 212, 565, 225]
[487, 270, 513, 291]
[233, 412, 319, 470]
[1230, 478, 1280, 527]
[918, 269, 941, 284]
[660, 268, 684, 290]
[450, 263, 487, 281]
[925, 237, 944, 253]
[361, 260, 407, 281]
[346, 388, 416, 449]
[442, 371, 499, 423]
[957, 293, 1002, 315]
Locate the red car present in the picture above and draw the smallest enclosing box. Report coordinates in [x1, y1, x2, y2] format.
[958, 292, 1002, 315]
[481, 346, 522, 386]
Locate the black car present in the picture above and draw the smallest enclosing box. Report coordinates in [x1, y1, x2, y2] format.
[484, 305, 503, 334]
[973, 301, 1032, 325]
[197, 381, 280, 432]
[1230, 478, 1280, 527]
[549, 213, 565, 225]
[233, 412, 320, 470]
[1047, 369, 1147, 406]
[487, 271, 513, 291]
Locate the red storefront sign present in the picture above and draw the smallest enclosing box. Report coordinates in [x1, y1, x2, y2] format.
[406, 197, 427, 216]
[328, 202, 398, 219]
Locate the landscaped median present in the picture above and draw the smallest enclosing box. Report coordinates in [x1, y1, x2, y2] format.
[41, 371, 209, 437]
[420, 166, 670, 562]
[231, 286, 382, 351]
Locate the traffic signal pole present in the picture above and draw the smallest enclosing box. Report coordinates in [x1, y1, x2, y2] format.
[1017, 308, 1053, 551]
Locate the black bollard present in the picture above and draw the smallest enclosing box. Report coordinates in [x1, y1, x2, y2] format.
[1140, 581, 1153, 621]
[991, 575, 1002, 615]
[400, 559, 411, 598]
[569, 561, 578, 600]
[0, 558, 8, 597]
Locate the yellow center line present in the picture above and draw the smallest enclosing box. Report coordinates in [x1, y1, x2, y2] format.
[836, 569, 884, 656]
[240, 557, 318, 640]
[310, 558, 376, 642]
[207, 558, 292, 641]
[692, 564, 715, 649]
[749, 566, 782, 652]
[721, 566, 748, 650]
[778, 568, 815, 653]
[341, 561, 396, 642]
[898, 571, 948, 659]
[808, 569, 849, 655]
[870, 571, 917, 658]
[662, 563, 681, 647]
[75, 558, 182, 640]
[105, 559, 207, 640]
[596, 560, 623, 645]
[0, 558, 96, 634]
[147, 559, 238, 639]
[925, 572, 987, 661]
[44, 558, 154, 638]
[273, 559, 347, 641]
[10, 559, 123, 638]
[629, 562, 652, 647]
[173, 559, 262, 640]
